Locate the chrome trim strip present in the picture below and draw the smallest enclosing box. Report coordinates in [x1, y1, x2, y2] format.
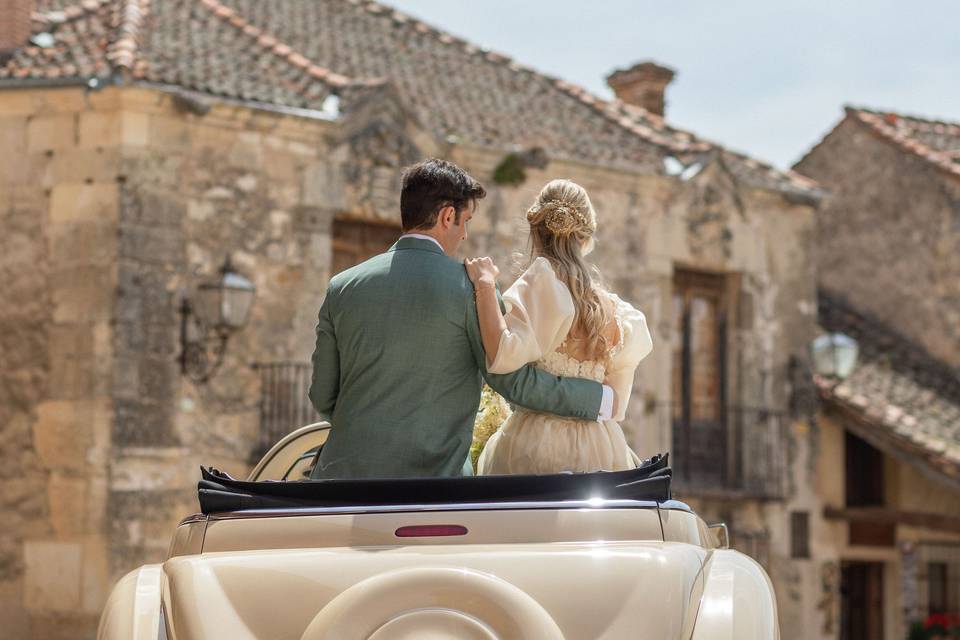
[660, 499, 693, 511]
[206, 499, 692, 521]
[178, 513, 208, 526]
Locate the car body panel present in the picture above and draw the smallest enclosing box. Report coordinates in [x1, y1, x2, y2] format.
[163, 541, 707, 640]
[690, 549, 780, 640]
[96, 564, 164, 640]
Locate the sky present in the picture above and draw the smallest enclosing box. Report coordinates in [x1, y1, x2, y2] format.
[386, 0, 960, 169]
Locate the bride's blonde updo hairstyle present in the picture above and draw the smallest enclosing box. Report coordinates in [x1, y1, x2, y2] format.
[525, 179, 612, 360]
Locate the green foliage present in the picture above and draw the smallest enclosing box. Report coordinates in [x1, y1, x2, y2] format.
[908, 621, 929, 640]
[470, 385, 511, 471]
[492, 153, 527, 186]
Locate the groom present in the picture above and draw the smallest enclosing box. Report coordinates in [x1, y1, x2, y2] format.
[308, 158, 613, 479]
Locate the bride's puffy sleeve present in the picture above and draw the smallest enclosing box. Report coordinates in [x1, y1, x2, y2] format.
[606, 295, 653, 422]
[487, 257, 575, 374]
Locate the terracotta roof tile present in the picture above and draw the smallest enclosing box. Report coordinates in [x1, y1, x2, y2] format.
[817, 290, 960, 483]
[3, 0, 819, 198]
[846, 106, 960, 180]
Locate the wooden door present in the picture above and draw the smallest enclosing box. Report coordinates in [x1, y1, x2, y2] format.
[331, 219, 401, 275]
[841, 561, 884, 640]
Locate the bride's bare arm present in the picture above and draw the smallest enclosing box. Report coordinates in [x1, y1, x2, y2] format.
[465, 257, 506, 363]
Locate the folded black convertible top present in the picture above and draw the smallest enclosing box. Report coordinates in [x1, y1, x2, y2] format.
[198, 453, 671, 514]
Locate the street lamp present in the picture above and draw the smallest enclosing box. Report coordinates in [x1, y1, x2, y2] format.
[180, 256, 256, 383]
[809, 332, 859, 381]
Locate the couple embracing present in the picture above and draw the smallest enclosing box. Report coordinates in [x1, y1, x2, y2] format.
[308, 159, 652, 479]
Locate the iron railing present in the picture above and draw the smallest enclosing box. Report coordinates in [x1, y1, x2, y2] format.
[653, 403, 788, 499]
[252, 362, 320, 462]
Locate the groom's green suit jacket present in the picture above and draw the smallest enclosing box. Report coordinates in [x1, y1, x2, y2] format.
[308, 236, 603, 479]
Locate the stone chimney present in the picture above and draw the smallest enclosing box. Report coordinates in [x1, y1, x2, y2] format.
[0, 0, 34, 55]
[606, 61, 676, 116]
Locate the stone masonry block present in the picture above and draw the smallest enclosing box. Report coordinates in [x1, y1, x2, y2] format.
[0, 116, 40, 184]
[49, 183, 118, 225]
[121, 111, 150, 147]
[118, 225, 183, 265]
[45, 147, 122, 186]
[0, 90, 41, 116]
[0, 88, 87, 117]
[32, 400, 98, 473]
[51, 265, 116, 324]
[46, 324, 97, 400]
[27, 115, 77, 153]
[46, 473, 88, 539]
[303, 162, 346, 210]
[78, 111, 122, 148]
[80, 535, 110, 614]
[0, 581, 29, 639]
[228, 131, 264, 170]
[112, 399, 177, 447]
[122, 187, 184, 228]
[190, 122, 236, 156]
[148, 115, 189, 150]
[84, 475, 109, 535]
[23, 540, 82, 612]
[38, 88, 90, 114]
[49, 221, 118, 271]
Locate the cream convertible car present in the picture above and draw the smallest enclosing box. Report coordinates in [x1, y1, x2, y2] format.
[98, 424, 779, 640]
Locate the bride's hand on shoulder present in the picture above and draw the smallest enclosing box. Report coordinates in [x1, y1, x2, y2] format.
[464, 257, 499, 290]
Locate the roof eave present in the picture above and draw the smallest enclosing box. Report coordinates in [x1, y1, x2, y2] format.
[819, 389, 960, 492]
[0, 75, 108, 90]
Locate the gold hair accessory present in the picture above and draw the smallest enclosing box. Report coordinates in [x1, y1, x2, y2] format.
[527, 199, 592, 236]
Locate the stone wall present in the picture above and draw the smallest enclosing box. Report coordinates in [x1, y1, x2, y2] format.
[0, 86, 121, 639]
[795, 117, 960, 367]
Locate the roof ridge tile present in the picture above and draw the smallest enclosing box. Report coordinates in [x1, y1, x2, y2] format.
[33, 0, 111, 27]
[106, 0, 149, 71]
[846, 106, 960, 180]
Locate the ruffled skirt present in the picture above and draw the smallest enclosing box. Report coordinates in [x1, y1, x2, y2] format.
[476, 408, 641, 475]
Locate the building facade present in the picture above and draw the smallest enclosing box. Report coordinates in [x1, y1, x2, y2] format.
[0, 0, 830, 637]
[793, 108, 960, 640]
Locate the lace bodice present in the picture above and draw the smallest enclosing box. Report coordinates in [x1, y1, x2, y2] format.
[537, 350, 607, 382]
[537, 313, 624, 382]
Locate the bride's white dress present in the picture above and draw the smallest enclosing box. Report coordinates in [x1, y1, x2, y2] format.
[477, 257, 653, 475]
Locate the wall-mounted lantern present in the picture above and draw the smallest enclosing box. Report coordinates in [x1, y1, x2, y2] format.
[179, 256, 256, 383]
[809, 332, 859, 381]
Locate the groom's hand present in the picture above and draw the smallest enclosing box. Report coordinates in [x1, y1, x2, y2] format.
[465, 257, 499, 289]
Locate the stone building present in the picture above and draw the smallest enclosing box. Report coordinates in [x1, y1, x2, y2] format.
[796, 107, 960, 368]
[790, 108, 960, 639]
[1, 0, 825, 637]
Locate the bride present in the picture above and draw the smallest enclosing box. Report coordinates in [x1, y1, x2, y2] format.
[466, 179, 653, 475]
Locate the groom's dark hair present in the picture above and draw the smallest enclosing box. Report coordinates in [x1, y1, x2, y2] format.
[400, 158, 486, 231]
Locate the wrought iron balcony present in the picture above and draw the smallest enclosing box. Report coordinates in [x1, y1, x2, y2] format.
[251, 362, 321, 463]
[659, 403, 788, 500]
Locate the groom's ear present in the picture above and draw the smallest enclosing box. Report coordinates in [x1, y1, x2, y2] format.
[438, 205, 457, 229]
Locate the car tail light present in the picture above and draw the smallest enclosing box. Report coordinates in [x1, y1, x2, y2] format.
[394, 524, 468, 538]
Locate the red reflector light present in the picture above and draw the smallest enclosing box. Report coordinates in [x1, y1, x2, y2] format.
[395, 525, 468, 538]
